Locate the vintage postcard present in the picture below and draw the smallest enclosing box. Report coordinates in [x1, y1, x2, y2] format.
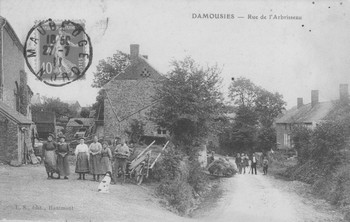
[0, 0, 349, 221]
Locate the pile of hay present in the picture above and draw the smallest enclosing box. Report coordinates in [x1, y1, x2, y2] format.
[208, 158, 237, 177]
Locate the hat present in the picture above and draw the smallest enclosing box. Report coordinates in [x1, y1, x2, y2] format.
[79, 137, 85, 140]
[48, 133, 55, 138]
[59, 134, 66, 139]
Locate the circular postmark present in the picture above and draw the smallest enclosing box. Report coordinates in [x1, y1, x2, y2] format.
[23, 19, 93, 87]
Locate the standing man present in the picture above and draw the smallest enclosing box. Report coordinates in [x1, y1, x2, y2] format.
[113, 138, 130, 184]
[251, 153, 258, 175]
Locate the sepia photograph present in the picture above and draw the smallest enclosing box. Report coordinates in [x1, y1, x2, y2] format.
[0, 0, 349, 221]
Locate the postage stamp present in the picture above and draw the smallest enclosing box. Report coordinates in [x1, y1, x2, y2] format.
[23, 19, 93, 86]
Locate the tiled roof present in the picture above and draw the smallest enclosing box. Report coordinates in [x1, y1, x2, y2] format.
[275, 101, 334, 124]
[0, 100, 32, 125]
[66, 118, 94, 127]
[103, 56, 163, 90]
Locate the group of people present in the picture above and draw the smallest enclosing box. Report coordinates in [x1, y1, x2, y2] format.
[42, 134, 131, 184]
[235, 153, 269, 175]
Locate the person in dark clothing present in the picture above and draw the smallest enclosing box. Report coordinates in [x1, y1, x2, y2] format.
[251, 153, 258, 175]
[42, 133, 59, 179]
[56, 135, 70, 179]
[235, 153, 242, 174]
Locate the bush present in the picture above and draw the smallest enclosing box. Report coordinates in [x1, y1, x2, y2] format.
[291, 125, 312, 164]
[188, 160, 209, 194]
[152, 148, 186, 181]
[157, 179, 194, 215]
[311, 121, 346, 161]
[152, 146, 210, 215]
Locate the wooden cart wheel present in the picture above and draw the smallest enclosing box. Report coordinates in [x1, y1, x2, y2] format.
[136, 166, 144, 185]
[136, 174, 144, 185]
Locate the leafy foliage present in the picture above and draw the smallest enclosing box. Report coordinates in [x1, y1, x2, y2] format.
[31, 97, 78, 118]
[222, 77, 286, 153]
[125, 119, 145, 144]
[311, 121, 346, 161]
[80, 107, 90, 118]
[291, 125, 312, 163]
[91, 89, 105, 120]
[152, 147, 210, 215]
[150, 57, 224, 150]
[283, 103, 350, 215]
[91, 51, 130, 88]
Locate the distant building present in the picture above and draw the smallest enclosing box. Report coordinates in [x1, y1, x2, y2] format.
[32, 111, 56, 139]
[65, 118, 95, 140]
[103, 44, 166, 141]
[275, 84, 349, 149]
[0, 16, 33, 163]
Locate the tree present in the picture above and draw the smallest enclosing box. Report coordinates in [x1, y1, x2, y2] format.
[91, 51, 131, 120]
[31, 97, 77, 118]
[255, 89, 286, 128]
[80, 107, 90, 118]
[150, 57, 224, 154]
[229, 105, 258, 153]
[92, 51, 130, 88]
[224, 77, 286, 153]
[228, 77, 260, 107]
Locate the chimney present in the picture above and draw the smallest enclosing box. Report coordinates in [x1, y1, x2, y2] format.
[311, 90, 319, 108]
[297, 98, 303, 109]
[339, 84, 349, 103]
[130, 44, 139, 60]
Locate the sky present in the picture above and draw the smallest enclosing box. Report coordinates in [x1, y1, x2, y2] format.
[1, 0, 350, 108]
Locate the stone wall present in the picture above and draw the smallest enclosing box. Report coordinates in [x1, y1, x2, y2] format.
[104, 79, 159, 141]
[0, 115, 19, 163]
[2, 29, 23, 110]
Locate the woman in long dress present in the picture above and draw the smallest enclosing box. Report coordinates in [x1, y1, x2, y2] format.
[42, 133, 59, 179]
[89, 136, 103, 182]
[100, 141, 112, 175]
[56, 135, 70, 179]
[75, 138, 89, 180]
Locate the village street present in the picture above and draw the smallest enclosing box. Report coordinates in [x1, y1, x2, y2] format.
[193, 171, 344, 222]
[0, 163, 345, 222]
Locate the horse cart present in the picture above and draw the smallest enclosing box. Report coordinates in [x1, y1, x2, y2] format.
[117, 141, 169, 185]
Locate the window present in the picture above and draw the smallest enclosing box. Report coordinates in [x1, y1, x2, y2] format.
[157, 129, 162, 134]
[284, 133, 291, 147]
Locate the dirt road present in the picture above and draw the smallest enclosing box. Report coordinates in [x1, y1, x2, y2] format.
[0, 163, 345, 222]
[0, 164, 186, 222]
[193, 172, 344, 222]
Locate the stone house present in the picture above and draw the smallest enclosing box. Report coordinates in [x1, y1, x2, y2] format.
[0, 16, 33, 163]
[275, 84, 349, 150]
[103, 44, 166, 141]
[65, 118, 95, 140]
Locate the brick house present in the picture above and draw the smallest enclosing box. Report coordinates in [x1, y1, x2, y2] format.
[103, 44, 166, 141]
[275, 84, 348, 150]
[0, 16, 33, 163]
